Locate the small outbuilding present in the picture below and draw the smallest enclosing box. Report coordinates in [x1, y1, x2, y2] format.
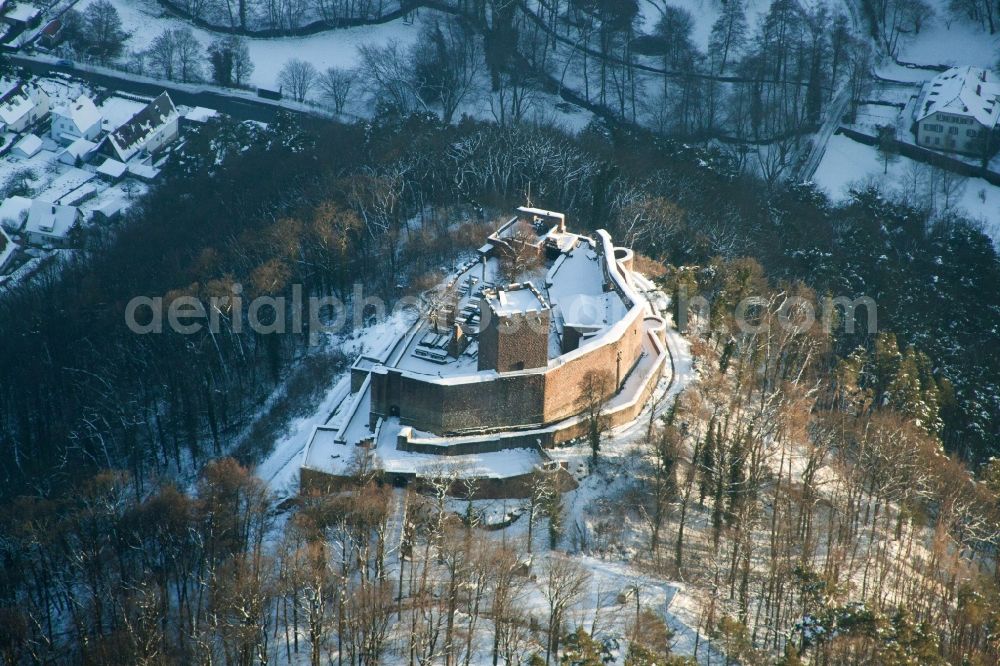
[12, 133, 42, 158]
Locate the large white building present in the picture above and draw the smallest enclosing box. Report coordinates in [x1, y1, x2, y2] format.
[914, 66, 1000, 156]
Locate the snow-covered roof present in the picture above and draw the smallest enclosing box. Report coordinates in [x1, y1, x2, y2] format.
[25, 199, 77, 238]
[60, 183, 96, 206]
[516, 205, 566, 228]
[0, 82, 42, 126]
[0, 195, 31, 231]
[184, 106, 218, 123]
[61, 137, 97, 159]
[4, 3, 40, 22]
[37, 167, 94, 202]
[92, 196, 125, 219]
[916, 66, 1000, 126]
[127, 162, 160, 180]
[52, 94, 101, 134]
[13, 133, 42, 157]
[96, 157, 127, 179]
[387, 220, 635, 381]
[107, 92, 178, 161]
[99, 96, 146, 130]
[486, 282, 548, 316]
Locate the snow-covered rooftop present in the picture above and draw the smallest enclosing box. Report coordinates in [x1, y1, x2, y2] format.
[52, 94, 101, 135]
[4, 3, 41, 22]
[96, 157, 127, 179]
[25, 200, 77, 238]
[37, 167, 94, 202]
[61, 137, 97, 160]
[184, 106, 218, 123]
[13, 133, 42, 157]
[99, 96, 146, 131]
[107, 92, 177, 162]
[384, 222, 631, 382]
[916, 66, 1000, 126]
[0, 82, 43, 127]
[304, 417, 545, 480]
[486, 281, 548, 316]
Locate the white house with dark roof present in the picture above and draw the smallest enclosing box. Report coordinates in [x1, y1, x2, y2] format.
[103, 92, 179, 162]
[914, 66, 1000, 156]
[0, 82, 49, 133]
[50, 94, 102, 143]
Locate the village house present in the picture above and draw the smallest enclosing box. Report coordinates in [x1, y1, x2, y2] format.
[300, 208, 670, 498]
[23, 199, 79, 246]
[0, 82, 49, 134]
[50, 95, 102, 143]
[103, 92, 179, 163]
[913, 66, 1000, 157]
[1, 2, 41, 27]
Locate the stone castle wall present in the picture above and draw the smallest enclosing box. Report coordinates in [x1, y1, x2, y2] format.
[376, 369, 548, 433]
[369, 308, 646, 434]
[478, 307, 550, 372]
[368, 229, 650, 436]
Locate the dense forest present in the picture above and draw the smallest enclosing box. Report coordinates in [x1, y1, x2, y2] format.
[1, 109, 999, 662]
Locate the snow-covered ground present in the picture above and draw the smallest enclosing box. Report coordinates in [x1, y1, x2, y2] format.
[813, 133, 1000, 244]
[896, 11, 999, 69]
[255, 308, 419, 492]
[78, 0, 421, 93]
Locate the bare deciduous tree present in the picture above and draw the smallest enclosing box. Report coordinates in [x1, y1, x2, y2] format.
[317, 66, 356, 114]
[279, 58, 318, 102]
[540, 554, 591, 666]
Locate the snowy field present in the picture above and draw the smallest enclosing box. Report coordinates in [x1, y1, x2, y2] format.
[813, 133, 1000, 244]
[77, 0, 421, 92]
[896, 11, 999, 69]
